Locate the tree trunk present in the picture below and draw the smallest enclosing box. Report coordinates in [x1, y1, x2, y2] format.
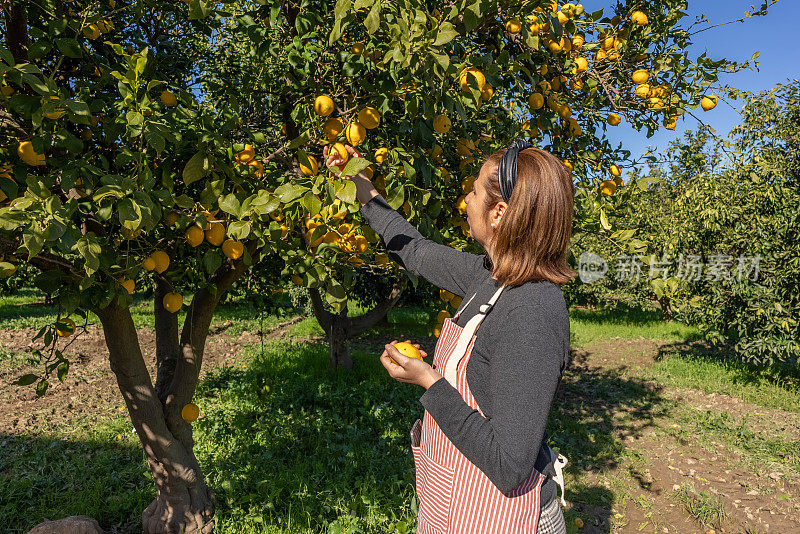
[94, 244, 257, 533]
[308, 279, 405, 369]
[659, 295, 674, 321]
[95, 299, 215, 534]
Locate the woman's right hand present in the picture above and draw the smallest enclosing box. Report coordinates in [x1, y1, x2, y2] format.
[324, 144, 367, 180]
[323, 144, 379, 205]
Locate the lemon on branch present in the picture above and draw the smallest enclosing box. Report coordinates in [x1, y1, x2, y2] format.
[607, 113, 622, 126]
[358, 107, 380, 129]
[701, 95, 718, 111]
[160, 90, 178, 107]
[150, 250, 170, 274]
[528, 93, 544, 110]
[163, 292, 183, 313]
[120, 279, 135, 294]
[17, 141, 45, 166]
[323, 117, 343, 139]
[505, 19, 522, 33]
[610, 164, 622, 177]
[374, 147, 389, 163]
[314, 95, 335, 116]
[433, 114, 451, 134]
[459, 67, 486, 92]
[300, 155, 318, 176]
[186, 225, 204, 247]
[599, 179, 617, 196]
[56, 318, 76, 337]
[205, 222, 226, 246]
[632, 69, 649, 85]
[236, 144, 255, 164]
[346, 121, 366, 146]
[631, 11, 648, 25]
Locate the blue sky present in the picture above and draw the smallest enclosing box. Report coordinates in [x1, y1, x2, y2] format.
[595, 0, 798, 165]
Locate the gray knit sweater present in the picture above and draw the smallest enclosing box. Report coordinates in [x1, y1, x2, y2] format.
[361, 194, 569, 504]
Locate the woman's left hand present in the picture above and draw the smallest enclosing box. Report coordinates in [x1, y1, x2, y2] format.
[380, 340, 443, 389]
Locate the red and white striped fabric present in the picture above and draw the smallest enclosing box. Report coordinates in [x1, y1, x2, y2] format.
[410, 286, 546, 534]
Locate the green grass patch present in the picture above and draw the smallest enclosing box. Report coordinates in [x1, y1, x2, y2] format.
[193, 339, 422, 533]
[568, 304, 702, 347]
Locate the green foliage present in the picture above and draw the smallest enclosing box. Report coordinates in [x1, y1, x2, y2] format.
[565, 82, 800, 367]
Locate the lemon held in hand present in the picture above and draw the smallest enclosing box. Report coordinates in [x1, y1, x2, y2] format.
[390, 342, 423, 365]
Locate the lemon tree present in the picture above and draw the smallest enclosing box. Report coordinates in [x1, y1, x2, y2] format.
[204, 0, 763, 353]
[0, 2, 291, 531]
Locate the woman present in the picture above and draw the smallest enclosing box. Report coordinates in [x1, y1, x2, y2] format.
[324, 139, 575, 534]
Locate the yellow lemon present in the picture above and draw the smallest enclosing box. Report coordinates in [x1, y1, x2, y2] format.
[83, 23, 100, 39]
[701, 95, 717, 111]
[610, 164, 621, 177]
[632, 69, 649, 85]
[506, 19, 522, 33]
[236, 144, 255, 163]
[374, 147, 390, 163]
[142, 256, 156, 271]
[390, 342, 423, 364]
[150, 250, 170, 274]
[599, 179, 617, 196]
[17, 141, 45, 166]
[314, 95, 335, 116]
[346, 121, 366, 146]
[331, 142, 349, 165]
[358, 107, 380, 129]
[300, 155, 318, 176]
[222, 239, 244, 259]
[163, 292, 183, 313]
[562, 159, 574, 171]
[205, 222, 226, 246]
[186, 225, 204, 247]
[120, 279, 135, 294]
[323, 117, 343, 139]
[56, 318, 76, 337]
[631, 11, 648, 25]
[160, 90, 177, 107]
[459, 67, 486, 92]
[607, 113, 622, 126]
[528, 92, 544, 109]
[181, 403, 200, 422]
[165, 211, 180, 226]
[574, 56, 588, 73]
[433, 114, 452, 134]
[456, 195, 467, 214]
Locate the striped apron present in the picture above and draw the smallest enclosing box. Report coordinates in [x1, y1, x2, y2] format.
[410, 285, 547, 534]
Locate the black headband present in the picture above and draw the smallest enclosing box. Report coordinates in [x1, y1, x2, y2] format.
[497, 138, 533, 202]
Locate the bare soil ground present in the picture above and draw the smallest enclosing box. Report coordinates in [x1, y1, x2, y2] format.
[568, 337, 800, 534]
[0, 317, 303, 436]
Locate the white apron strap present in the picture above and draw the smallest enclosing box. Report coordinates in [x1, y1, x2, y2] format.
[443, 285, 506, 388]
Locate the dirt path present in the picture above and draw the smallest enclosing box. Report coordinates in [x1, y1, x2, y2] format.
[568, 338, 800, 533]
[0, 316, 303, 436]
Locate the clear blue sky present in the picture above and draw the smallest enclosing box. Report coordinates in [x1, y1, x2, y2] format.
[594, 0, 798, 165]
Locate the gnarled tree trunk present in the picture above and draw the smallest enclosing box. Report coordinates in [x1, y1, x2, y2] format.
[94, 244, 256, 533]
[308, 279, 406, 369]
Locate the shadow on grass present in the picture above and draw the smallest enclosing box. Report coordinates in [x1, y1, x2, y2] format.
[545, 347, 671, 533]
[0, 432, 151, 534]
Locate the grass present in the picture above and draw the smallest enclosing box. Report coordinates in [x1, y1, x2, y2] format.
[672, 482, 726, 527]
[1, 299, 799, 532]
[568, 303, 702, 347]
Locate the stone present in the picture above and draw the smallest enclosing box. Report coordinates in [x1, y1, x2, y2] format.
[27, 516, 103, 534]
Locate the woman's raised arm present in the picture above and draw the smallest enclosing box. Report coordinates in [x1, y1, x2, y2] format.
[325, 145, 484, 297]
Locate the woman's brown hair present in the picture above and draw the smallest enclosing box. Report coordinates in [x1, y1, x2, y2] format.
[481, 147, 577, 287]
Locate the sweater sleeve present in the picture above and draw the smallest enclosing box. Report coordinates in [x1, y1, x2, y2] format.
[360, 194, 484, 297]
[418, 303, 566, 495]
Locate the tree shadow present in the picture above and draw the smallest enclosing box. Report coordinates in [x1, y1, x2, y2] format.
[545, 346, 671, 533]
[0, 431, 151, 533]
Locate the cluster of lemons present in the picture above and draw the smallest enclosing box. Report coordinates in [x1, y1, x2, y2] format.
[431, 289, 465, 337]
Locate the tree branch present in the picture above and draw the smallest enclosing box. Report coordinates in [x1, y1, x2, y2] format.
[1, 0, 29, 64]
[344, 278, 405, 339]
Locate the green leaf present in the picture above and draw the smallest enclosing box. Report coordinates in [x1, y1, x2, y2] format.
[57, 361, 69, 382]
[183, 151, 209, 185]
[365, 2, 381, 34]
[386, 184, 405, 210]
[117, 198, 142, 231]
[13, 373, 38, 386]
[75, 236, 101, 275]
[301, 191, 322, 215]
[144, 126, 166, 154]
[36, 379, 49, 397]
[340, 157, 370, 177]
[22, 229, 45, 259]
[227, 220, 251, 240]
[203, 249, 223, 274]
[599, 209, 611, 231]
[54, 38, 82, 58]
[433, 22, 458, 46]
[274, 182, 306, 203]
[335, 180, 357, 205]
[188, 0, 214, 20]
[287, 130, 311, 150]
[219, 193, 241, 218]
